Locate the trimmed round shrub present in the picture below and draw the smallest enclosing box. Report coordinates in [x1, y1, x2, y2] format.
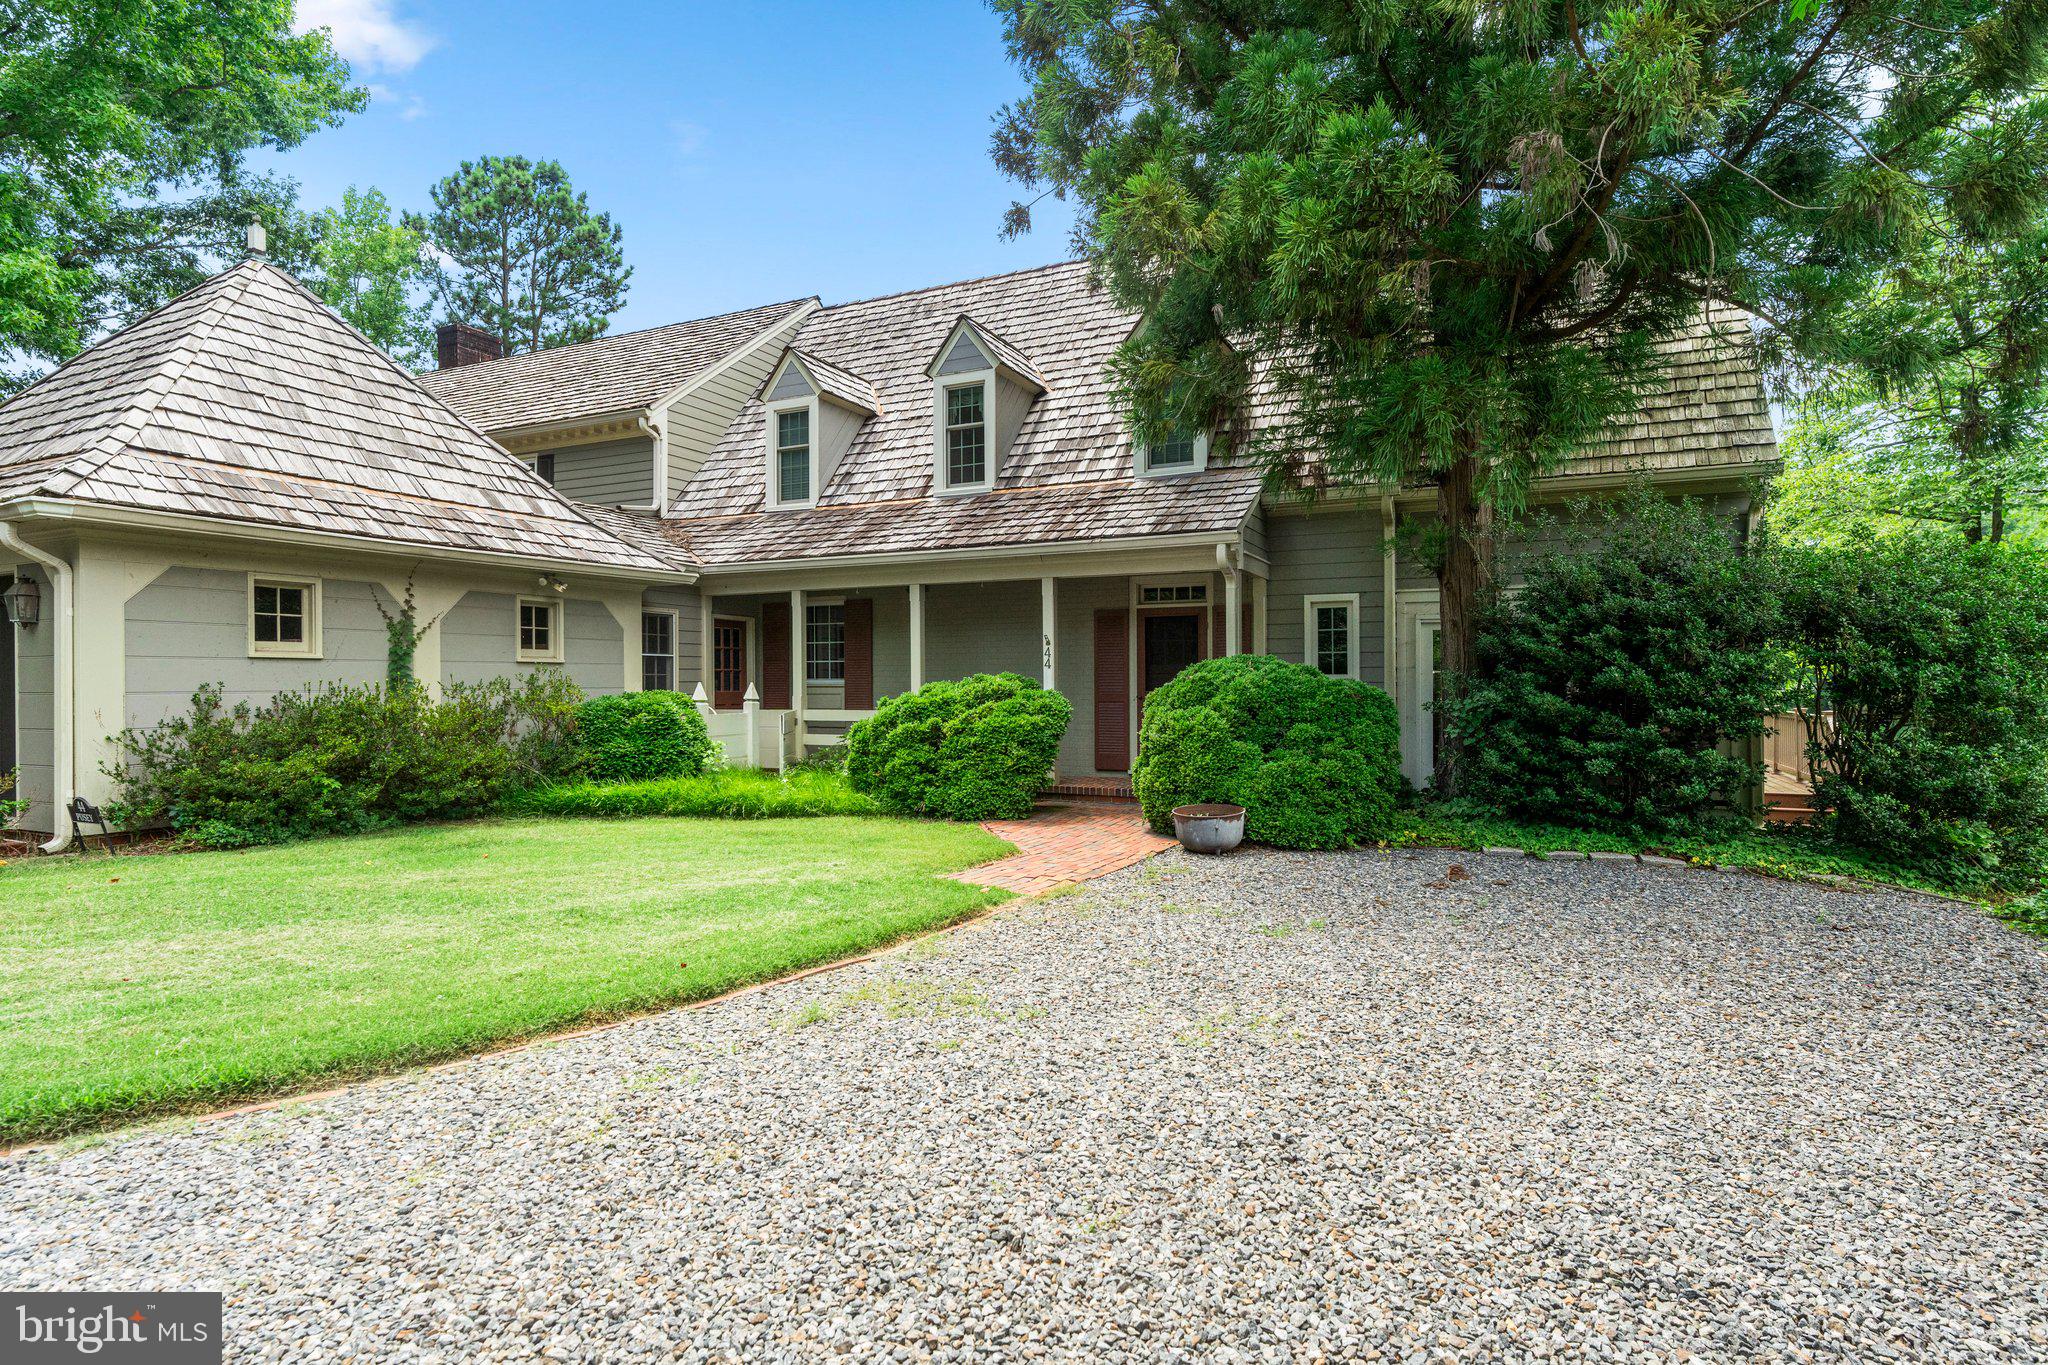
[575, 691, 715, 783]
[1133, 655, 1401, 849]
[845, 673, 1072, 821]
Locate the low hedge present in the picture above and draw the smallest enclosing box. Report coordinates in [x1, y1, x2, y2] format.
[846, 673, 1072, 821]
[503, 769, 878, 819]
[575, 691, 716, 782]
[1133, 655, 1402, 849]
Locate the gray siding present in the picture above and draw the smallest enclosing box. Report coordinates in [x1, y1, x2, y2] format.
[441, 592, 624, 696]
[1242, 507, 1268, 567]
[923, 581, 1040, 682]
[767, 365, 814, 402]
[537, 437, 654, 507]
[664, 308, 810, 504]
[995, 373, 1035, 470]
[124, 568, 391, 732]
[937, 331, 992, 376]
[642, 584, 704, 692]
[1265, 507, 1389, 685]
[11, 566, 52, 833]
[871, 588, 911, 700]
[818, 401, 864, 493]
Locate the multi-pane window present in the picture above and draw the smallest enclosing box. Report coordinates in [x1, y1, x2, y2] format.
[641, 611, 675, 691]
[1139, 583, 1207, 605]
[775, 408, 811, 503]
[1146, 430, 1198, 472]
[944, 383, 987, 487]
[250, 579, 313, 655]
[518, 598, 559, 662]
[1311, 600, 1355, 678]
[806, 603, 846, 683]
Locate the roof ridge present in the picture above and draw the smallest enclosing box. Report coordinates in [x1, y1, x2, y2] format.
[426, 295, 819, 375]
[821, 258, 1088, 313]
[40, 267, 258, 499]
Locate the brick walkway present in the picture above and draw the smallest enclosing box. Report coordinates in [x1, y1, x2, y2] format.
[950, 799, 1177, 895]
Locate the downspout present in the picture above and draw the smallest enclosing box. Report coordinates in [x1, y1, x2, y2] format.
[0, 522, 73, 853]
[639, 411, 666, 513]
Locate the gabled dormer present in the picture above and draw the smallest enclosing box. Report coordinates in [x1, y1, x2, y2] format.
[759, 348, 880, 510]
[924, 316, 1047, 496]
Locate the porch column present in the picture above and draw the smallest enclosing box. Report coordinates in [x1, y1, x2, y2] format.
[789, 587, 806, 750]
[699, 593, 714, 705]
[1225, 565, 1243, 655]
[1040, 576, 1057, 689]
[1253, 574, 1268, 652]
[908, 582, 925, 691]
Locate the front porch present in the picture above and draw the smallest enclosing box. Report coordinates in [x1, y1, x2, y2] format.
[689, 543, 1269, 780]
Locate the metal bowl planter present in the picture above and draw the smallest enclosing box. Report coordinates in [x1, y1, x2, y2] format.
[1172, 803, 1246, 855]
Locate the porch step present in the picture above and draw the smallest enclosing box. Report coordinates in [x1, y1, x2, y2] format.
[1044, 776, 1135, 802]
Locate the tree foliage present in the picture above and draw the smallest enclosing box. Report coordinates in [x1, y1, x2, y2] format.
[0, 0, 362, 387]
[305, 187, 433, 367]
[989, 0, 2048, 789]
[409, 156, 631, 354]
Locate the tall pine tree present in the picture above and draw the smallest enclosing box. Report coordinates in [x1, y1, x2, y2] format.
[990, 0, 2048, 789]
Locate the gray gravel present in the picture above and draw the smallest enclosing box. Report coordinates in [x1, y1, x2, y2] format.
[5, 847, 2046, 1362]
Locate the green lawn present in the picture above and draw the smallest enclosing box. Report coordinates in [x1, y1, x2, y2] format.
[0, 815, 1013, 1144]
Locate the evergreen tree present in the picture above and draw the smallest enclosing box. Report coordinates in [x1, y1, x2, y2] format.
[989, 0, 2048, 790]
[409, 156, 631, 354]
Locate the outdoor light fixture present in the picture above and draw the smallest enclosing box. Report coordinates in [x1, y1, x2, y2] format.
[2, 577, 40, 626]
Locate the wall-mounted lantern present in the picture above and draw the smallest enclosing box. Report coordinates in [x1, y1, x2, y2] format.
[2, 577, 40, 626]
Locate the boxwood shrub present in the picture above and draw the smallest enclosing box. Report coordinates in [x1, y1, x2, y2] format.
[575, 691, 716, 782]
[1133, 655, 1402, 849]
[845, 673, 1071, 821]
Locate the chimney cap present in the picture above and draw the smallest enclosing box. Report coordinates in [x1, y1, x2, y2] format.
[246, 219, 267, 259]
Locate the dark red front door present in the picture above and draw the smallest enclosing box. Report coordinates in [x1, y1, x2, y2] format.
[713, 619, 747, 709]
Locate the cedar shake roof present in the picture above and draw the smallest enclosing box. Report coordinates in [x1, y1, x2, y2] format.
[772, 349, 881, 416]
[1558, 305, 1778, 476]
[926, 315, 1048, 390]
[418, 296, 815, 433]
[0, 260, 678, 574]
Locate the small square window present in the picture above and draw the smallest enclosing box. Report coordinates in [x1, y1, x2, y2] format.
[250, 577, 319, 657]
[806, 603, 846, 683]
[518, 597, 563, 663]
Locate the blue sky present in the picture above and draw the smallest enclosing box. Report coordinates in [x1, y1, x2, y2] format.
[263, 0, 1080, 331]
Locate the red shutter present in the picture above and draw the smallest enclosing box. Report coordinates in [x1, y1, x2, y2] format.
[762, 602, 791, 709]
[1243, 602, 1255, 656]
[843, 598, 874, 708]
[1093, 609, 1130, 772]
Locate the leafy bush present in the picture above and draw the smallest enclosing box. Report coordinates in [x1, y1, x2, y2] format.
[1780, 534, 2048, 887]
[575, 691, 715, 782]
[1444, 493, 1788, 833]
[845, 673, 1071, 821]
[1133, 654, 1401, 849]
[503, 769, 878, 820]
[109, 674, 585, 848]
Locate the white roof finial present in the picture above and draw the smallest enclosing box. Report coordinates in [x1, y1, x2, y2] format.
[246, 219, 268, 259]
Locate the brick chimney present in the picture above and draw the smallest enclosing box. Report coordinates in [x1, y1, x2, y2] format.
[436, 321, 504, 370]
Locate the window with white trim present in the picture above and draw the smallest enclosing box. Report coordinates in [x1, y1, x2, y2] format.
[806, 603, 845, 683]
[774, 407, 811, 504]
[249, 576, 320, 658]
[943, 382, 988, 488]
[1304, 594, 1360, 678]
[517, 596, 564, 664]
[641, 610, 676, 691]
[1141, 428, 1207, 476]
[1140, 583, 1208, 604]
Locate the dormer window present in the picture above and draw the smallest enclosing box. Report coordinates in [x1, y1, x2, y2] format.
[775, 408, 811, 503]
[1140, 427, 1208, 477]
[944, 382, 988, 488]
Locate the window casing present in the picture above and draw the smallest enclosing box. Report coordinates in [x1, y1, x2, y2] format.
[1140, 428, 1208, 476]
[1304, 594, 1360, 679]
[805, 603, 846, 683]
[944, 382, 988, 489]
[248, 576, 320, 658]
[517, 596, 565, 664]
[641, 610, 676, 691]
[774, 407, 811, 504]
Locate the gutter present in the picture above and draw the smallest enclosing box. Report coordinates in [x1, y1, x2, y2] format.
[0, 522, 73, 853]
[699, 528, 1241, 579]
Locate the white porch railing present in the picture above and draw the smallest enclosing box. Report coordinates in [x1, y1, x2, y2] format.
[695, 685, 799, 771]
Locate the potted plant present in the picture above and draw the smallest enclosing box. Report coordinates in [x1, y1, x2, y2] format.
[1172, 802, 1245, 855]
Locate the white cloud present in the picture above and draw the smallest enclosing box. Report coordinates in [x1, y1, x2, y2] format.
[367, 83, 429, 121]
[296, 0, 433, 74]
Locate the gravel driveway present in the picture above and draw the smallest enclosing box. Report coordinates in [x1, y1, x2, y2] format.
[5, 848, 2045, 1362]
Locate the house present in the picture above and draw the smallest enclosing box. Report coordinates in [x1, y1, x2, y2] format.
[0, 234, 1777, 843]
